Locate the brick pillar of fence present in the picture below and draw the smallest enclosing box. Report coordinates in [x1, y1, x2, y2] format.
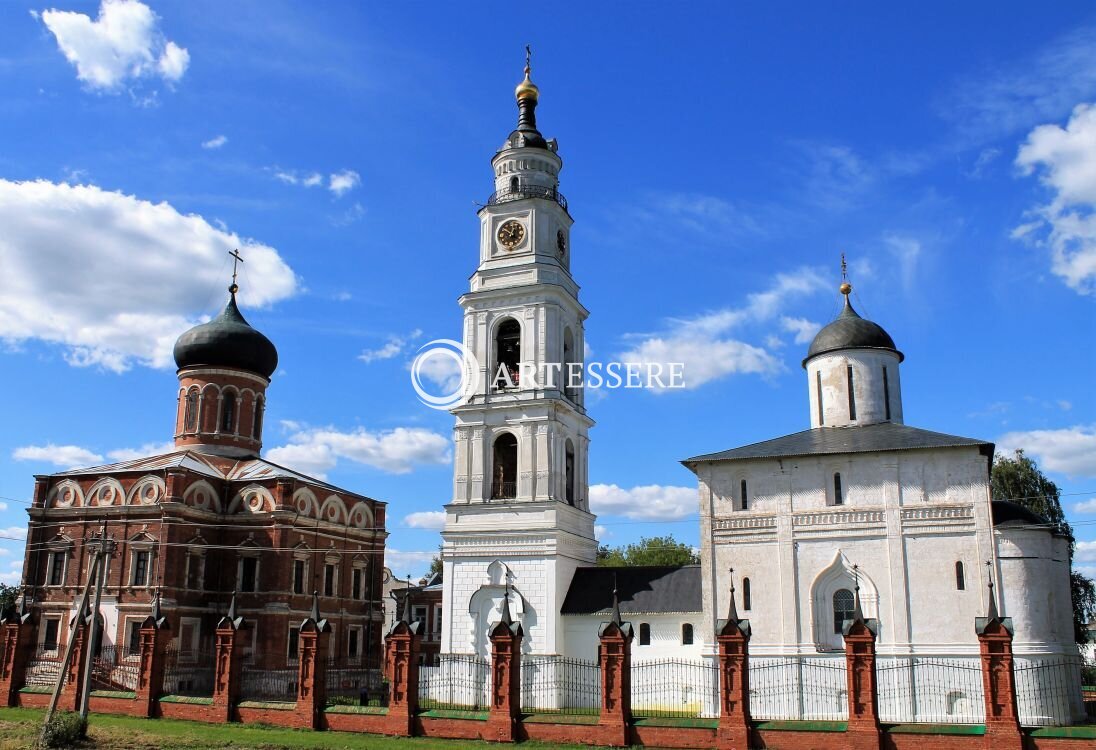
[382, 613, 422, 736]
[0, 605, 34, 707]
[598, 586, 633, 748]
[134, 596, 171, 717]
[842, 586, 882, 750]
[716, 580, 751, 750]
[62, 616, 89, 711]
[976, 582, 1023, 750]
[486, 593, 522, 743]
[297, 594, 331, 730]
[212, 597, 247, 722]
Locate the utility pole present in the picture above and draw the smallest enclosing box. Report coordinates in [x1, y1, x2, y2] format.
[78, 524, 113, 719]
[40, 535, 101, 741]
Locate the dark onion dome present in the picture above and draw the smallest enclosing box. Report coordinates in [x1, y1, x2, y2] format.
[173, 289, 278, 378]
[802, 283, 903, 367]
[500, 50, 555, 153]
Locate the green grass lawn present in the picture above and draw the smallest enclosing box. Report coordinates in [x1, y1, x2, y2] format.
[0, 707, 589, 750]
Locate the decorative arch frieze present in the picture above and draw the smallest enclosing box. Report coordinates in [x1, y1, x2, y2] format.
[292, 487, 319, 519]
[86, 477, 125, 507]
[126, 475, 166, 506]
[183, 480, 221, 513]
[228, 484, 275, 514]
[318, 494, 347, 525]
[48, 480, 85, 509]
[347, 501, 374, 529]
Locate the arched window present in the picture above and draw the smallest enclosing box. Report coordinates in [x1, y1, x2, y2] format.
[847, 365, 857, 420]
[491, 433, 518, 499]
[639, 623, 651, 646]
[740, 479, 749, 511]
[494, 319, 521, 389]
[832, 588, 855, 634]
[563, 328, 577, 399]
[743, 577, 752, 611]
[681, 623, 694, 645]
[955, 561, 965, 591]
[252, 397, 263, 438]
[184, 391, 199, 432]
[564, 439, 575, 505]
[509, 175, 519, 193]
[833, 473, 844, 506]
[221, 392, 236, 433]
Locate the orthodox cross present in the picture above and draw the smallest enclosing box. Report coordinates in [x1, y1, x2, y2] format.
[525, 45, 532, 75]
[228, 249, 244, 290]
[841, 252, 848, 281]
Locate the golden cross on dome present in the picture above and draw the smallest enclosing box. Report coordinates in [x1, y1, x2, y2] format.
[841, 253, 848, 281]
[525, 44, 532, 75]
[228, 248, 244, 292]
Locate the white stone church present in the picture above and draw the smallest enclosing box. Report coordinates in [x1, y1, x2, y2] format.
[436, 58, 1078, 718]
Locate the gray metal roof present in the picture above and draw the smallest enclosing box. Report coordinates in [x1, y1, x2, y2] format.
[561, 566, 702, 615]
[803, 295, 902, 366]
[173, 291, 278, 378]
[683, 422, 993, 466]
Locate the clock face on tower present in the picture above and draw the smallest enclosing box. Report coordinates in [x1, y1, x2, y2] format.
[497, 220, 525, 250]
[556, 229, 567, 257]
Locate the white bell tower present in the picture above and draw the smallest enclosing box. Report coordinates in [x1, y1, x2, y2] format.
[440, 51, 597, 658]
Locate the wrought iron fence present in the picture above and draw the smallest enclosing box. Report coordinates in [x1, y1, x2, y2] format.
[418, 653, 489, 711]
[486, 184, 568, 211]
[90, 645, 140, 692]
[1014, 655, 1085, 726]
[238, 664, 298, 703]
[23, 644, 66, 687]
[520, 655, 600, 715]
[631, 658, 719, 718]
[325, 656, 385, 707]
[161, 646, 215, 697]
[876, 656, 985, 724]
[750, 655, 849, 721]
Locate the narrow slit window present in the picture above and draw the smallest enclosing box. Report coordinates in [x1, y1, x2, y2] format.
[882, 367, 891, 421]
[184, 391, 199, 432]
[221, 392, 235, 433]
[639, 623, 651, 646]
[740, 479, 748, 511]
[834, 473, 844, 506]
[681, 623, 694, 645]
[955, 561, 965, 591]
[816, 371, 824, 425]
[743, 577, 752, 611]
[847, 365, 856, 420]
[252, 398, 263, 438]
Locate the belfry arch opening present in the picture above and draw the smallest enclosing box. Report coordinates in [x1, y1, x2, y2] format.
[491, 433, 518, 499]
[494, 319, 521, 389]
[565, 439, 575, 505]
[563, 328, 577, 399]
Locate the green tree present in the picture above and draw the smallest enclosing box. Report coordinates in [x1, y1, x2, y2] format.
[991, 449, 1096, 646]
[0, 583, 18, 617]
[596, 535, 699, 567]
[428, 545, 442, 578]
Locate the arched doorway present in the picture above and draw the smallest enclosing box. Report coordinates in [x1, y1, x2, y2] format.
[492, 433, 517, 499]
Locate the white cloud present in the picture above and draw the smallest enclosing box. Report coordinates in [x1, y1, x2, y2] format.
[0, 559, 24, 585]
[39, 0, 189, 92]
[0, 179, 297, 372]
[303, 173, 324, 188]
[997, 424, 1096, 478]
[13, 444, 104, 468]
[780, 316, 821, 345]
[594, 525, 609, 540]
[267, 425, 451, 477]
[404, 511, 446, 530]
[106, 441, 176, 462]
[0, 527, 29, 542]
[359, 330, 422, 364]
[0, 502, 7, 511]
[1015, 103, 1096, 294]
[1076, 540, 1096, 563]
[883, 234, 924, 294]
[1072, 498, 1096, 514]
[617, 268, 825, 390]
[329, 170, 361, 197]
[201, 135, 227, 150]
[589, 483, 697, 521]
[385, 549, 437, 579]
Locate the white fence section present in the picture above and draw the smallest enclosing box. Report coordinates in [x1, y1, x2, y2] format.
[750, 655, 849, 721]
[876, 657, 985, 724]
[630, 658, 720, 719]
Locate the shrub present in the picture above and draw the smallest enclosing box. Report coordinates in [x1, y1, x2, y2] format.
[41, 711, 87, 748]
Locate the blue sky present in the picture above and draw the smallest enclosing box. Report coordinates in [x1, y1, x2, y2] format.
[0, 1, 1094, 583]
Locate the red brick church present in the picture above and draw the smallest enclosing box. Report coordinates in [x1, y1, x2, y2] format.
[13, 279, 387, 692]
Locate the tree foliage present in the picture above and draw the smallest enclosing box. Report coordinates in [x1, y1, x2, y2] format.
[596, 535, 699, 567]
[991, 449, 1095, 646]
[0, 583, 17, 618]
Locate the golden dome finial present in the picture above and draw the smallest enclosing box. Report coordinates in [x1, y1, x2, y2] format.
[839, 252, 852, 295]
[515, 44, 539, 102]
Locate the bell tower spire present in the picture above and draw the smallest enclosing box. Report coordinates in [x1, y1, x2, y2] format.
[441, 53, 596, 660]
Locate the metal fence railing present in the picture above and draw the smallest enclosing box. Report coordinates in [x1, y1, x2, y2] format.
[325, 656, 384, 707]
[750, 655, 849, 721]
[418, 653, 489, 711]
[238, 665, 297, 703]
[520, 655, 600, 715]
[876, 657, 985, 724]
[23, 644, 66, 687]
[161, 646, 216, 697]
[1014, 655, 1085, 726]
[90, 645, 140, 692]
[631, 658, 719, 719]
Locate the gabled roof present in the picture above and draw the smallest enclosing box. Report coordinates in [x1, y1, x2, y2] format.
[47, 450, 377, 502]
[683, 422, 993, 467]
[561, 566, 702, 616]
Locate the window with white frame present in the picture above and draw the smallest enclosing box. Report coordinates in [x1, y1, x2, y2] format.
[412, 605, 427, 627]
[292, 558, 308, 595]
[433, 606, 443, 638]
[351, 564, 365, 600]
[131, 549, 152, 587]
[185, 552, 204, 591]
[48, 549, 67, 587]
[238, 555, 259, 592]
[287, 626, 300, 662]
[323, 561, 337, 597]
[178, 618, 201, 659]
[348, 625, 363, 662]
[125, 618, 144, 657]
[41, 617, 61, 652]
